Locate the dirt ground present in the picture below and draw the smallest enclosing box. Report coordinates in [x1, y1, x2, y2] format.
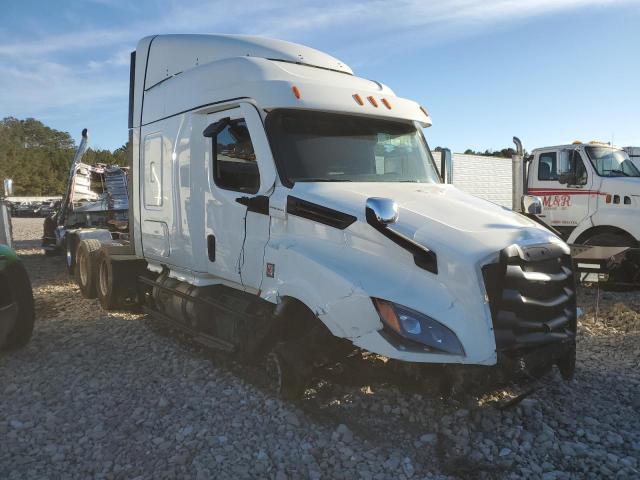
[1, 218, 638, 480]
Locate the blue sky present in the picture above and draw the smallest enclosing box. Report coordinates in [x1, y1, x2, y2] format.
[1, 0, 639, 153]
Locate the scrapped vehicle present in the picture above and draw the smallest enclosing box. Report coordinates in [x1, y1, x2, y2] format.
[0, 244, 35, 350]
[67, 34, 577, 397]
[42, 129, 129, 265]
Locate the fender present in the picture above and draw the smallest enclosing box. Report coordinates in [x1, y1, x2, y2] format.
[259, 229, 497, 364]
[568, 210, 640, 244]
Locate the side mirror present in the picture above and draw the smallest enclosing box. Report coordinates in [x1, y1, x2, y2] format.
[203, 117, 230, 138]
[365, 197, 399, 226]
[558, 172, 576, 185]
[522, 195, 543, 215]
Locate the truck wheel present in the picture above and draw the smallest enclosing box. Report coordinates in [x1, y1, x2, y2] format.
[97, 251, 122, 310]
[74, 239, 102, 299]
[265, 349, 305, 400]
[1, 261, 35, 350]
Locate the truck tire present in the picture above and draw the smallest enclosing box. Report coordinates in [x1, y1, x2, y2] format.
[74, 239, 102, 299]
[265, 347, 305, 400]
[1, 261, 35, 350]
[96, 250, 122, 310]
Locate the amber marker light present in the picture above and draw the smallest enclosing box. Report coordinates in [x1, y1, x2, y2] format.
[292, 85, 301, 99]
[372, 298, 401, 334]
[381, 98, 392, 109]
[353, 94, 364, 106]
[367, 96, 379, 107]
[606, 194, 612, 204]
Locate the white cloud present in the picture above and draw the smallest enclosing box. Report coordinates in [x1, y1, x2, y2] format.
[1, 0, 638, 148]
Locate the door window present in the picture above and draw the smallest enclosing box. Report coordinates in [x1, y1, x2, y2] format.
[212, 119, 260, 193]
[538, 152, 558, 181]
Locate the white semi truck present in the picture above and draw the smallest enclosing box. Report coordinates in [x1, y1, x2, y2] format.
[66, 34, 577, 397]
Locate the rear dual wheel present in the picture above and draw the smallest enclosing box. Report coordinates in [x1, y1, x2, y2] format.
[96, 251, 141, 311]
[74, 239, 102, 299]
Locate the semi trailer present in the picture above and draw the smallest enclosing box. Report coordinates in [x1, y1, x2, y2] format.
[65, 34, 577, 397]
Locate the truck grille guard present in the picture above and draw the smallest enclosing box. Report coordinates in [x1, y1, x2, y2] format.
[482, 242, 577, 355]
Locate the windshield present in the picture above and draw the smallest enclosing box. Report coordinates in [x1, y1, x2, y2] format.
[585, 146, 640, 177]
[266, 110, 441, 185]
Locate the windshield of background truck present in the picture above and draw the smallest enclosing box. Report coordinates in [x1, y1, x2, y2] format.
[266, 110, 441, 184]
[585, 146, 640, 177]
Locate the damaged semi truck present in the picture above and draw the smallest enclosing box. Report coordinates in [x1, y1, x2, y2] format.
[68, 34, 577, 397]
[42, 128, 129, 269]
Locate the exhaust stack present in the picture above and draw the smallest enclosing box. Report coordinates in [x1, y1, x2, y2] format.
[512, 136, 524, 212]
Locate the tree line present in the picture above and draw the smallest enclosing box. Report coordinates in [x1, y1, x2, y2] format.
[0, 117, 127, 196]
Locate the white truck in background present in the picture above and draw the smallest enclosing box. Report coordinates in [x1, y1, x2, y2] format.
[64, 34, 578, 397]
[436, 142, 640, 284]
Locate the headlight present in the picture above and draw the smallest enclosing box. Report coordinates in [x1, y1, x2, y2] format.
[372, 298, 465, 356]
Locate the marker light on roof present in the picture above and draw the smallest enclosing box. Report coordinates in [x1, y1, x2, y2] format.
[367, 96, 378, 107]
[291, 85, 301, 99]
[381, 98, 392, 109]
[353, 94, 364, 106]
[420, 106, 429, 117]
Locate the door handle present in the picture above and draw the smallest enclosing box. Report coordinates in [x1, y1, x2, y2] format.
[207, 234, 215, 262]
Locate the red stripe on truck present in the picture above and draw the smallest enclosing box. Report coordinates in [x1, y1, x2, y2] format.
[528, 189, 603, 196]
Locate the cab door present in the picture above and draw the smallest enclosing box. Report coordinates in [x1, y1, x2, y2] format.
[203, 103, 276, 291]
[529, 149, 592, 234]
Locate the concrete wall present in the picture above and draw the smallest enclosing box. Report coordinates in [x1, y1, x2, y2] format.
[432, 152, 513, 208]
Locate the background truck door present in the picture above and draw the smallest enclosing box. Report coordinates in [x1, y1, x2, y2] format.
[203, 104, 276, 290]
[529, 149, 593, 234]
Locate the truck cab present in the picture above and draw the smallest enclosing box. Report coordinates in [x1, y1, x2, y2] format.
[528, 142, 640, 247]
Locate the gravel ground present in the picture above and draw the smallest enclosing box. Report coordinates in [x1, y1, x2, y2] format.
[1, 218, 639, 480]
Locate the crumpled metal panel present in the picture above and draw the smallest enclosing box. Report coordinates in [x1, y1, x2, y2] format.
[69, 163, 128, 213]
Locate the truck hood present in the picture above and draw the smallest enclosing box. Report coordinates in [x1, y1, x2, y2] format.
[600, 176, 640, 195]
[290, 182, 562, 261]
